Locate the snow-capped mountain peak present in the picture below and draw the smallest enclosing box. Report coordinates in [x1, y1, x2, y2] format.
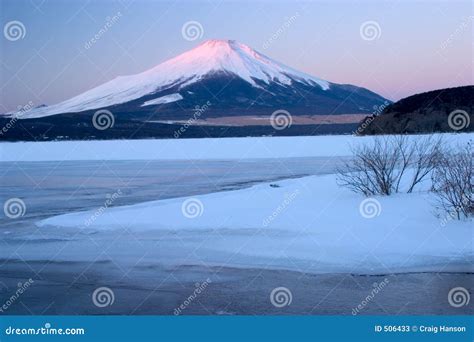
[146, 39, 330, 89]
[15, 39, 331, 118]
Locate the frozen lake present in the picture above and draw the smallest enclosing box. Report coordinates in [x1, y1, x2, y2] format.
[0, 157, 343, 230]
[0, 157, 472, 315]
[0, 157, 346, 266]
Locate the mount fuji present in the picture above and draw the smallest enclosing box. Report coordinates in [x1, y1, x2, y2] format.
[15, 39, 388, 120]
[2, 39, 391, 140]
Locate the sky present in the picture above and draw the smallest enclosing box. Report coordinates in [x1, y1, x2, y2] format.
[1, 0, 472, 112]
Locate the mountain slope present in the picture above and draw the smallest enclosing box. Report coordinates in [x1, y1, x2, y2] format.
[14, 39, 388, 119]
[358, 86, 473, 134]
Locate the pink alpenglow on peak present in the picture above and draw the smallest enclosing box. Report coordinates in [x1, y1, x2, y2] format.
[15, 39, 331, 119]
[148, 39, 331, 89]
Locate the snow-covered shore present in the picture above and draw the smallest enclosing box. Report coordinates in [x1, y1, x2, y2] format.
[1, 133, 472, 162]
[38, 173, 473, 274]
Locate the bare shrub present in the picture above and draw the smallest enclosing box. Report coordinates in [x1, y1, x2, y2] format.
[406, 135, 444, 193]
[337, 135, 443, 196]
[431, 142, 473, 220]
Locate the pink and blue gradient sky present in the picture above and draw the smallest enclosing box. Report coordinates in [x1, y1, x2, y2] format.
[1, 0, 472, 112]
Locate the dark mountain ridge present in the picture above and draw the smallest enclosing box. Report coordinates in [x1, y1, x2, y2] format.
[358, 86, 473, 135]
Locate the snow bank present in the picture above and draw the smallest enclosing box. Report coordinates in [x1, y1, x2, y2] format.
[37, 173, 473, 274]
[1, 133, 472, 162]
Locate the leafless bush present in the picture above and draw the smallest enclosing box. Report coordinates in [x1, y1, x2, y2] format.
[337, 135, 443, 196]
[431, 142, 473, 220]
